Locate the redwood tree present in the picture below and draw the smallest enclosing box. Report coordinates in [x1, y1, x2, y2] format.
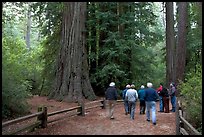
[49, 2, 96, 102]
[166, 2, 176, 87]
[176, 2, 188, 84]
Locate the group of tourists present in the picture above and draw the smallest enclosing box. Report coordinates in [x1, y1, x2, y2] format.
[157, 82, 176, 113]
[105, 81, 177, 126]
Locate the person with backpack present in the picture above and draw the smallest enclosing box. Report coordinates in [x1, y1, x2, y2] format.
[160, 86, 169, 113]
[122, 84, 131, 115]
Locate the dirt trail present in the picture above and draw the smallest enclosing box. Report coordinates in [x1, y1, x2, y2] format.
[3, 96, 176, 135]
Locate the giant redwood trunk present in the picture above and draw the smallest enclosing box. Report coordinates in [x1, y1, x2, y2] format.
[175, 2, 188, 85]
[165, 2, 176, 87]
[49, 2, 96, 102]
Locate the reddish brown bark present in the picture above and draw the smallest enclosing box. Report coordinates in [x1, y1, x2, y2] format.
[49, 2, 96, 102]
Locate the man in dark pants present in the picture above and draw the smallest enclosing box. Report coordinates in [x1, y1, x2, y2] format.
[160, 86, 169, 113]
[138, 85, 146, 114]
[105, 82, 118, 119]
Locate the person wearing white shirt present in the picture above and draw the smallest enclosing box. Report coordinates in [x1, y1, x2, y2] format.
[125, 84, 138, 120]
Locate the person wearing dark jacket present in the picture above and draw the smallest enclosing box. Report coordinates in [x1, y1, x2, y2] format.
[138, 85, 146, 114]
[105, 82, 117, 119]
[160, 86, 169, 113]
[144, 82, 159, 125]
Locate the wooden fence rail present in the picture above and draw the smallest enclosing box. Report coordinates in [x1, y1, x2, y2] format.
[2, 111, 43, 128]
[176, 98, 201, 135]
[3, 98, 201, 135]
[2, 98, 108, 135]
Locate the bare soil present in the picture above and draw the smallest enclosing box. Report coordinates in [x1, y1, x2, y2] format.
[2, 95, 176, 135]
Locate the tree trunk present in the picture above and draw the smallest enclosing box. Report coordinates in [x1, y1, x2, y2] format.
[165, 2, 176, 87]
[117, 2, 124, 38]
[95, 2, 100, 68]
[49, 2, 96, 103]
[175, 2, 188, 84]
[26, 3, 31, 50]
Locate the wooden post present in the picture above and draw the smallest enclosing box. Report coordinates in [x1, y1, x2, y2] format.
[176, 98, 182, 135]
[37, 106, 47, 128]
[37, 106, 42, 128]
[100, 99, 106, 109]
[77, 101, 85, 116]
[41, 106, 47, 128]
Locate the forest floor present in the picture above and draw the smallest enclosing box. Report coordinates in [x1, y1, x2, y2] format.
[2, 95, 176, 135]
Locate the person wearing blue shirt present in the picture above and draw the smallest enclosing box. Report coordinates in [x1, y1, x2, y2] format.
[122, 84, 130, 115]
[169, 82, 176, 112]
[144, 82, 159, 125]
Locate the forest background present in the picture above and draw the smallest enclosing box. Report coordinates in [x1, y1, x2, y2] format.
[2, 2, 202, 132]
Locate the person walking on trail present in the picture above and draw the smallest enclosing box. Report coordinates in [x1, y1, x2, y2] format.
[138, 85, 146, 114]
[125, 84, 138, 120]
[157, 83, 164, 112]
[122, 84, 131, 115]
[105, 82, 117, 119]
[144, 82, 159, 125]
[160, 86, 170, 113]
[169, 82, 176, 112]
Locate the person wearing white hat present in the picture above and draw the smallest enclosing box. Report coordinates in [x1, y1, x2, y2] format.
[105, 82, 117, 119]
[138, 85, 146, 114]
[144, 82, 159, 125]
[125, 84, 138, 120]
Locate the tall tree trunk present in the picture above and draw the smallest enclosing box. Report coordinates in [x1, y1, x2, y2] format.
[95, 2, 100, 68]
[49, 2, 96, 103]
[117, 2, 124, 38]
[165, 2, 176, 87]
[26, 3, 31, 50]
[175, 2, 188, 84]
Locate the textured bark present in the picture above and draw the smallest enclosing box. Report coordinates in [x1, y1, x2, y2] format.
[165, 2, 176, 87]
[117, 2, 124, 38]
[26, 3, 31, 50]
[95, 3, 100, 67]
[175, 2, 188, 84]
[49, 2, 96, 103]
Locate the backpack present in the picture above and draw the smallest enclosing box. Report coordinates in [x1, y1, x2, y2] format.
[161, 87, 169, 97]
[122, 89, 127, 100]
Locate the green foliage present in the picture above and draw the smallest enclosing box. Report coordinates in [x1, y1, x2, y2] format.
[185, 2, 202, 75]
[29, 2, 62, 95]
[2, 35, 32, 118]
[177, 64, 202, 132]
[2, 2, 47, 118]
[87, 2, 165, 92]
[39, 30, 61, 96]
[31, 2, 63, 37]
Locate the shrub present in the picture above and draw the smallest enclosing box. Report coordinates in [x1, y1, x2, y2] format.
[177, 65, 202, 133]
